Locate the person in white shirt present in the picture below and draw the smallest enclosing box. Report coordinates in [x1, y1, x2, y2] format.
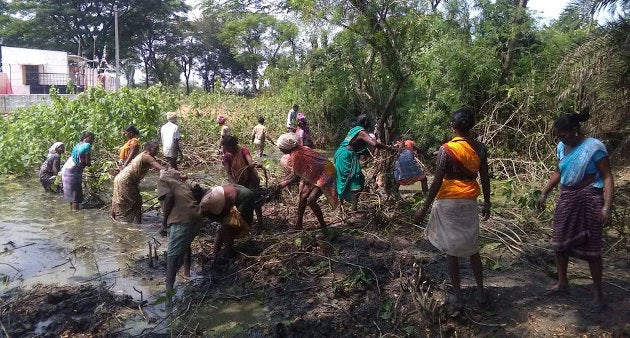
[286, 104, 299, 132]
[160, 111, 183, 169]
[251, 116, 275, 157]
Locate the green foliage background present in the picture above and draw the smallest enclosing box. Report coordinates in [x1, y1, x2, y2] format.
[0, 86, 179, 175]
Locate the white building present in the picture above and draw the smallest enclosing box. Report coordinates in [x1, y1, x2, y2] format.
[0, 46, 118, 94]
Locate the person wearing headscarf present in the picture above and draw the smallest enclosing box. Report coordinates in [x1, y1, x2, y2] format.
[160, 112, 183, 170]
[536, 109, 614, 313]
[413, 108, 491, 315]
[39, 142, 65, 192]
[118, 125, 140, 170]
[277, 133, 339, 229]
[394, 139, 428, 193]
[217, 115, 232, 140]
[200, 184, 255, 261]
[334, 114, 392, 207]
[110, 141, 165, 224]
[61, 131, 95, 211]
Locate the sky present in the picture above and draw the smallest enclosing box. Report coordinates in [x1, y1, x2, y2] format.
[185, 0, 576, 23]
[527, 0, 571, 22]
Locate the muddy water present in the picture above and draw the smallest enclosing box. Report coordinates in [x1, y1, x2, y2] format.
[0, 177, 163, 297]
[0, 175, 270, 334]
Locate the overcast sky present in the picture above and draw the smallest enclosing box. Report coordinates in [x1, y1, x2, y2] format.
[185, 0, 574, 22]
[527, 0, 571, 23]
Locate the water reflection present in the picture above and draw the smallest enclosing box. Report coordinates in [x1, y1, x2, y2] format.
[0, 176, 163, 300]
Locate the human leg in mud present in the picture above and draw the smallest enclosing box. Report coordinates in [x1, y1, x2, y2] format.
[213, 225, 236, 259]
[306, 185, 326, 228]
[165, 223, 199, 300]
[470, 252, 486, 305]
[550, 251, 570, 293]
[587, 256, 604, 309]
[446, 255, 463, 309]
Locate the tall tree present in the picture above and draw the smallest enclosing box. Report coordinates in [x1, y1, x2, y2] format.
[200, 0, 298, 91]
[194, 6, 248, 92]
[0, 0, 188, 85]
[287, 0, 426, 144]
[128, 0, 189, 86]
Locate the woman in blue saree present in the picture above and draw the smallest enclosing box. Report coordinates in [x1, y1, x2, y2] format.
[61, 131, 95, 211]
[537, 110, 614, 313]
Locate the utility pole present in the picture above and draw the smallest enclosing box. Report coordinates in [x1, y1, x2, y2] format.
[93, 35, 97, 61]
[114, 7, 120, 89]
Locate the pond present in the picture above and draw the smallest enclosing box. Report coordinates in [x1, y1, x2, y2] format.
[0, 174, 270, 335]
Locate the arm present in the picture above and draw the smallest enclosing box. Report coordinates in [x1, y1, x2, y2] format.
[147, 154, 166, 171]
[266, 133, 275, 145]
[251, 128, 256, 144]
[83, 152, 92, 167]
[478, 151, 491, 220]
[244, 150, 261, 174]
[536, 169, 560, 210]
[224, 161, 236, 183]
[159, 192, 175, 235]
[355, 130, 391, 150]
[413, 148, 446, 223]
[174, 138, 183, 160]
[596, 156, 614, 224]
[51, 158, 60, 176]
[280, 171, 300, 188]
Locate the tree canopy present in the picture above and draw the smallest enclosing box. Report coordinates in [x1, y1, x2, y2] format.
[0, 0, 628, 156]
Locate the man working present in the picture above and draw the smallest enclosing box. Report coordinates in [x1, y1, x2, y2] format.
[157, 169, 202, 296]
[286, 104, 299, 132]
[160, 111, 184, 169]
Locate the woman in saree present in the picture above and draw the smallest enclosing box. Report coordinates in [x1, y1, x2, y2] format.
[334, 114, 391, 206]
[200, 184, 256, 260]
[295, 113, 313, 147]
[39, 142, 65, 192]
[222, 135, 264, 229]
[110, 141, 165, 223]
[394, 139, 428, 193]
[536, 110, 614, 313]
[61, 131, 95, 211]
[277, 133, 339, 229]
[414, 108, 491, 315]
[118, 125, 140, 170]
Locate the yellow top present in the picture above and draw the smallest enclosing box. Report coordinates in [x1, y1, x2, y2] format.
[435, 137, 481, 200]
[119, 137, 140, 161]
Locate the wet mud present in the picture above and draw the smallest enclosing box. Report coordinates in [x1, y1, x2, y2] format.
[1, 171, 630, 336]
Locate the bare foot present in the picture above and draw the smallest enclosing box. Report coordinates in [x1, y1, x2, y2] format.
[446, 294, 464, 317]
[544, 283, 569, 295]
[476, 290, 490, 308]
[589, 301, 606, 313]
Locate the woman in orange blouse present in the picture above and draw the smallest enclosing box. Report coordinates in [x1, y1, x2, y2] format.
[119, 125, 141, 170]
[414, 108, 491, 314]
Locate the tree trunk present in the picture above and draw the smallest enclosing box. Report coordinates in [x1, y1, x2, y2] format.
[250, 67, 258, 92]
[501, 0, 529, 82]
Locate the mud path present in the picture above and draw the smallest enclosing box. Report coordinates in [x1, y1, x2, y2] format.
[1, 170, 629, 336]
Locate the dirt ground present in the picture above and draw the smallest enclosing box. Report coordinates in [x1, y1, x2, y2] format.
[1, 172, 629, 337]
[0, 284, 141, 337]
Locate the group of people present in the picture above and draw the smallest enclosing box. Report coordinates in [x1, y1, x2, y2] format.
[39, 131, 95, 211]
[411, 107, 614, 314]
[37, 105, 614, 313]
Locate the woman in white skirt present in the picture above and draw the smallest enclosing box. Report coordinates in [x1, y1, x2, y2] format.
[414, 107, 491, 314]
